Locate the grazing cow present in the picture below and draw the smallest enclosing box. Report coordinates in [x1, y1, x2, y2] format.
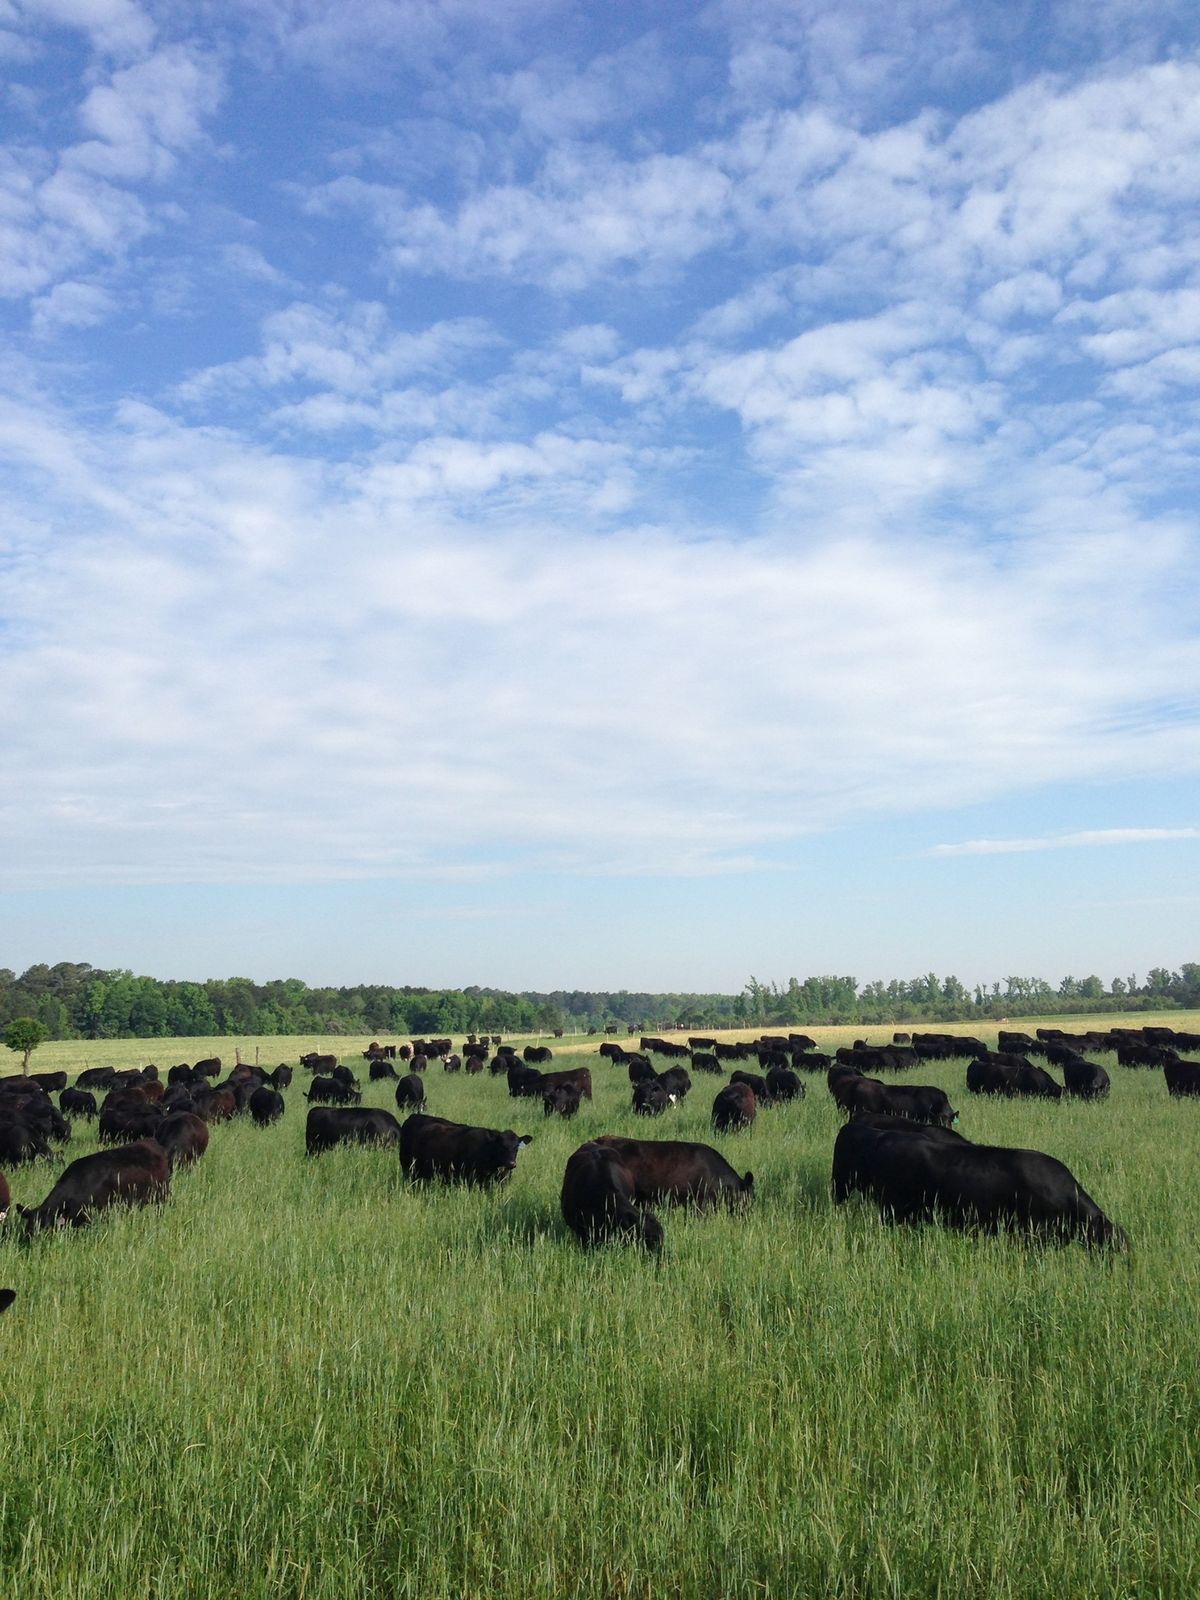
[306, 1076, 362, 1106]
[306, 1106, 404, 1154]
[410, 1054, 428, 1075]
[464, 1053, 485, 1075]
[966, 1059, 1062, 1100]
[76, 1067, 119, 1089]
[688, 1037, 717, 1052]
[837, 1078, 956, 1127]
[625, 1055, 655, 1084]
[789, 1035, 817, 1052]
[507, 1062, 545, 1098]
[560, 1142, 664, 1252]
[523, 1046, 553, 1065]
[0, 1119, 51, 1165]
[657, 1066, 692, 1100]
[690, 1053, 722, 1075]
[395, 1074, 426, 1110]
[200, 1087, 237, 1123]
[19, 1139, 170, 1234]
[538, 1068, 593, 1101]
[398, 1045, 412, 1062]
[192, 1058, 222, 1076]
[731, 1070, 771, 1102]
[1165, 1059, 1200, 1097]
[98, 1100, 163, 1144]
[156, 1112, 209, 1168]
[1061, 1058, 1111, 1100]
[442, 1054, 462, 1073]
[592, 1136, 753, 1209]
[250, 1087, 285, 1125]
[831, 1115, 1125, 1248]
[399, 1114, 532, 1186]
[1117, 1043, 1175, 1068]
[632, 1080, 674, 1116]
[793, 1051, 832, 1071]
[543, 1082, 582, 1119]
[712, 1081, 756, 1132]
[369, 1059, 399, 1081]
[765, 1066, 804, 1104]
[268, 1064, 293, 1090]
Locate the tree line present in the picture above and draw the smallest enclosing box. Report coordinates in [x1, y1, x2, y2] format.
[0, 961, 1197, 1041]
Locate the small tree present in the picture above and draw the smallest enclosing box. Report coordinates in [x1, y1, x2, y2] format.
[4, 1017, 47, 1075]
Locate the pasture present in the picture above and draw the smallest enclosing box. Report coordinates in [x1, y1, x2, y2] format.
[1, 1016, 1198, 1599]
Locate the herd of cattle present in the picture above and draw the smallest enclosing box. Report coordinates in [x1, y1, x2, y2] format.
[0, 1021, 1195, 1303]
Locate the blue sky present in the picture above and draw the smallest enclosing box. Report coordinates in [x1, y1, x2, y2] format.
[1, 0, 1198, 991]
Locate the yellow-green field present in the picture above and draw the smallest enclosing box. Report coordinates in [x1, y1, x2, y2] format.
[1, 1015, 1197, 1599]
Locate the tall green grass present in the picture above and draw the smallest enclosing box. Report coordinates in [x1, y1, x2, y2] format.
[0, 1020, 1197, 1598]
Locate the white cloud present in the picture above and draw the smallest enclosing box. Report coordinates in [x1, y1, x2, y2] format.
[929, 828, 1200, 857]
[0, 394, 1197, 890]
[29, 276, 116, 333]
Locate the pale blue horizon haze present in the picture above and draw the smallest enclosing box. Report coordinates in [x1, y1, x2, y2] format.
[1, 0, 1198, 994]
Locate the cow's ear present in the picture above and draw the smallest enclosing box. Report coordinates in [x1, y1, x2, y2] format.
[518, 1134, 533, 1146]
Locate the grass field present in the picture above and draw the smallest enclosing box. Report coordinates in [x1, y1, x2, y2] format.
[1, 1015, 1198, 1599]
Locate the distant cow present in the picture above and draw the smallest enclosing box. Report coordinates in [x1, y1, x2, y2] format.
[394, 1074, 426, 1110]
[306, 1106, 404, 1154]
[592, 1136, 753, 1210]
[19, 1139, 170, 1234]
[690, 1053, 722, 1075]
[765, 1066, 804, 1104]
[711, 1082, 756, 1132]
[369, 1059, 399, 1081]
[831, 1115, 1124, 1248]
[560, 1142, 664, 1252]
[523, 1046, 553, 1064]
[507, 1062, 545, 1098]
[399, 1114, 532, 1187]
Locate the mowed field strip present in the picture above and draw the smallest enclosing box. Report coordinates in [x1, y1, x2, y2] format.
[1, 1015, 1198, 1600]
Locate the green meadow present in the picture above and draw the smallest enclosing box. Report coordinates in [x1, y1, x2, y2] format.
[1, 1016, 1197, 1599]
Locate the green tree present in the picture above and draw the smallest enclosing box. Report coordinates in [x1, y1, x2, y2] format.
[4, 1016, 47, 1075]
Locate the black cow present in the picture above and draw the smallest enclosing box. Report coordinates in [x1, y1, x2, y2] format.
[711, 1081, 756, 1132]
[250, 1087, 285, 1125]
[1165, 1059, 1200, 1097]
[507, 1062, 545, 1098]
[831, 1115, 1125, 1248]
[690, 1053, 722, 1075]
[306, 1106, 404, 1154]
[19, 1139, 170, 1233]
[560, 1142, 664, 1252]
[0, 1289, 13, 1315]
[399, 1114, 532, 1186]
[98, 1101, 163, 1144]
[966, 1059, 1062, 1099]
[543, 1082, 582, 1118]
[0, 1120, 50, 1164]
[394, 1074, 426, 1110]
[156, 1112, 209, 1167]
[523, 1046, 553, 1064]
[838, 1078, 956, 1127]
[369, 1059, 399, 1081]
[632, 1080, 673, 1116]
[1061, 1058, 1111, 1100]
[268, 1064, 293, 1090]
[657, 1066, 691, 1100]
[592, 1136, 753, 1209]
[765, 1066, 804, 1104]
[306, 1076, 362, 1106]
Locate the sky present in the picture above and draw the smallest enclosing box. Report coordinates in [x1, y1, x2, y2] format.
[1, 0, 1198, 992]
